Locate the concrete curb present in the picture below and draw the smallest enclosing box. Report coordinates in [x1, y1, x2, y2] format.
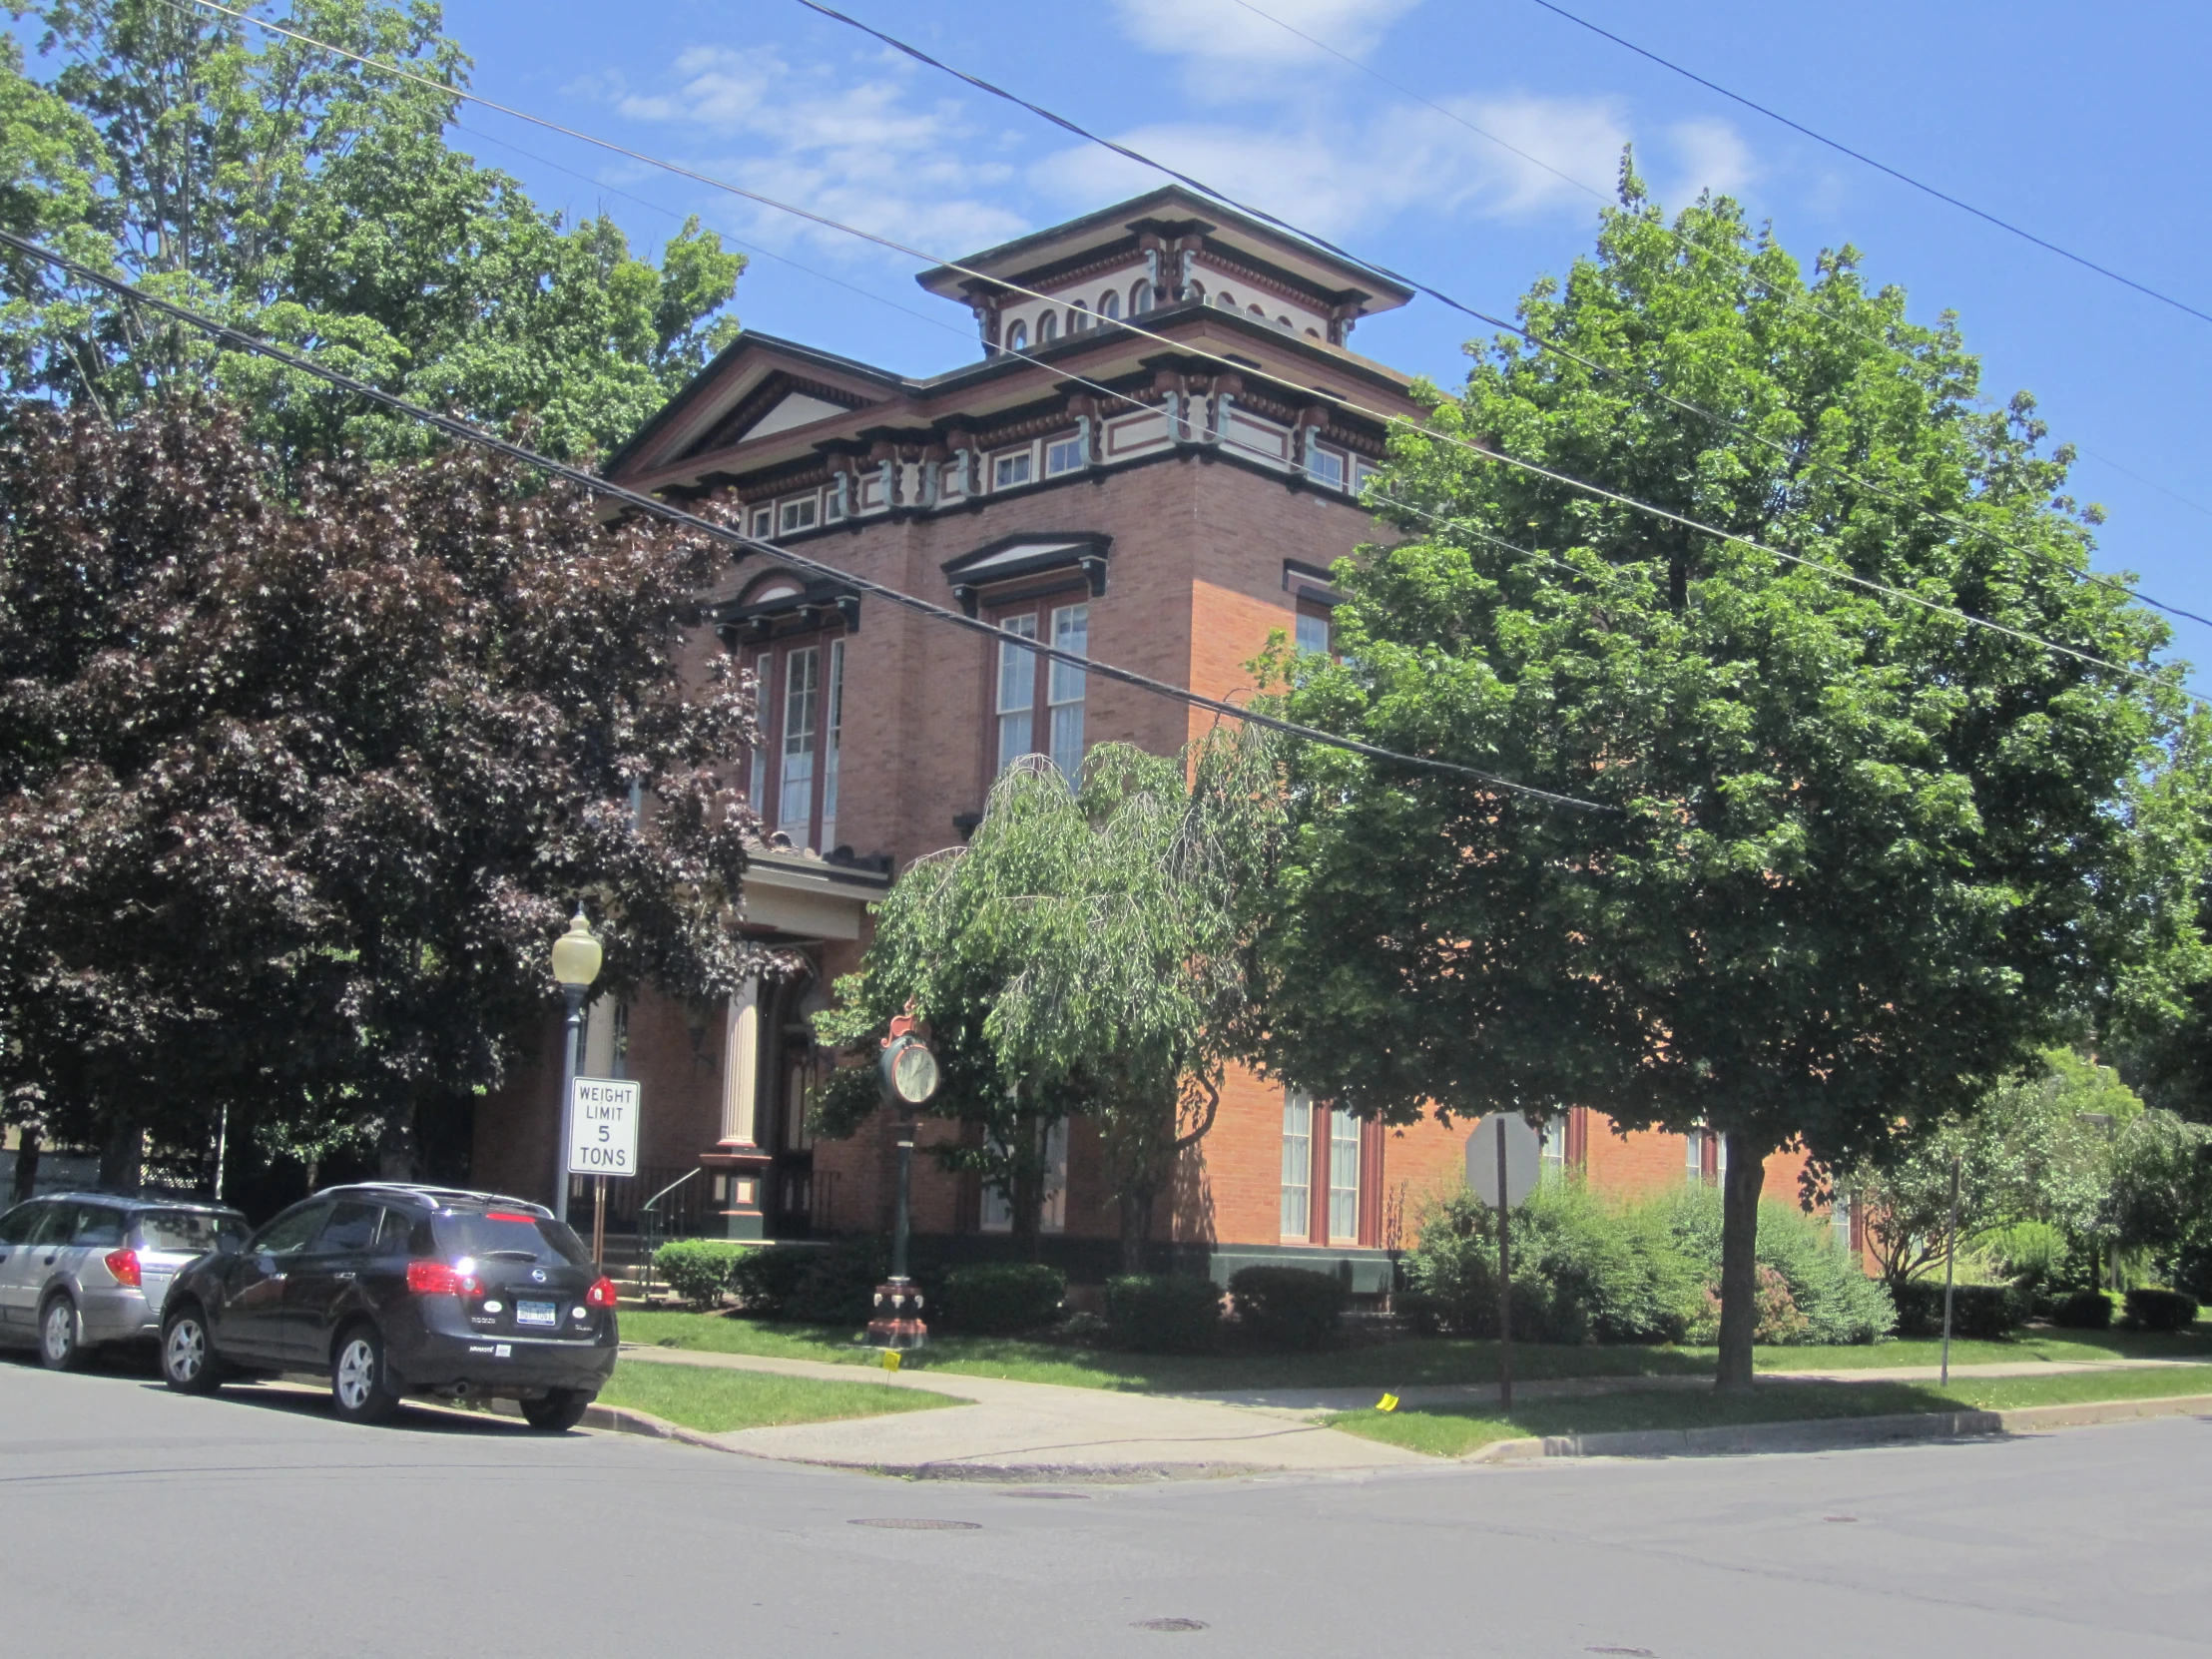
[1461, 1391, 2212, 1462]
[482, 1393, 739, 1454]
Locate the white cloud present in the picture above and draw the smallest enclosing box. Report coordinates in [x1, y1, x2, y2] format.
[1109, 0, 1424, 65]
[612, 45, 1029, 261]
[1664, 118, 1757, 205]
[1032, 94, 1628, 239]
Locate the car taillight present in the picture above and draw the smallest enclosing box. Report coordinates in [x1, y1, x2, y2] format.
[104, 1248, 141, 1288]
[406, 1260, 491, 1298]
[586, 1277, 619, 1309]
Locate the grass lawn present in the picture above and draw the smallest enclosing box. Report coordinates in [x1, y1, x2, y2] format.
[616, 1307, 2212, 1394]
[1328, 1363, 2212, 1458]
[592, 1358, 961, 1435]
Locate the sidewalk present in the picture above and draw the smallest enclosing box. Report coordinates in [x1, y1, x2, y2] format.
[616, 1345, 1431, 1478]
[613, 1344, 2212, 1478]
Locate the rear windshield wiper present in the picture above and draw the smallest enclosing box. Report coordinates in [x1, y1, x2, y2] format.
[478, 1249, 543, 1262]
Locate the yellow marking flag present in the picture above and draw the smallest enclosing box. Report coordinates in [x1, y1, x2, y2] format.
[881, 1350, 902, 1373]
[1377, 1392, 1399, 1412]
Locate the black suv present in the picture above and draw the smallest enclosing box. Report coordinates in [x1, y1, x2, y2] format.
[159, 1184, 619, 1429]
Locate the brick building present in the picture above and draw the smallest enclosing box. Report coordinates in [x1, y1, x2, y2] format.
[471, 188, 1832, 1285]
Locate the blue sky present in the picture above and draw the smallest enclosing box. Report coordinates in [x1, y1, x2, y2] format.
[435, 0, 2210, 678]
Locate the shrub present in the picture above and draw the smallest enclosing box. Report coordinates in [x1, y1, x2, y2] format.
[939, 1263, 1067, 1335]
[787, 1235, 892, 1325]
[1228, 1266, 1347, 1350]
[2124, 1287, 2199, 1332]
[2051, 1288, 2113, 1329]
[1664, 1190, 1895, 1346]
[1103, 1274, 1222, 1353]
[1984, 1222, 2066, 1293]
[655, 1239, 749, 1310]
[726, 1244, 826, 1318]
[1892, 1280, 2031, 1340]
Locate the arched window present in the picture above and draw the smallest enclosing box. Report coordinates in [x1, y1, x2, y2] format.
[1006, 319, 1028, 351]
[1099, 288, 1121, 320]
[1248, 303, 1266, 317]
[1216, 290, 1238, 309]
[1130, 279, 1153, 314]
[1305, 326, 1321, 339]
[1038, 310, 1058, 343]
[1069, 300, 1090, 332]
[1277, 315, 1294, 330]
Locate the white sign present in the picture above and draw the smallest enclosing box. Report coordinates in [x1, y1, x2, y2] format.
[567, 1076, 641, 1177]
[1466, 1112, 1542, 1211]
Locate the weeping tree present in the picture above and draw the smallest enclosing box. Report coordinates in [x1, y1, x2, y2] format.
[815, 733, 1285, 1269]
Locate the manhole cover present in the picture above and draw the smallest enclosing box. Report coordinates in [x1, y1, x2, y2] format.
[1135, 1618, 1209, 1632]
[847, 1518, 982, 1530]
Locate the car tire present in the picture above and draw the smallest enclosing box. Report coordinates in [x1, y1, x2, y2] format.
[161, 1303, 225, 1394]
[520, 1388, 593, 1432]
[329, 1324, 401, 1425]
[38, 1295, 82, 1372]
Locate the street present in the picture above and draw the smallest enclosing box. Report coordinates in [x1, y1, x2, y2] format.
[6, 1353, 2208, 1658]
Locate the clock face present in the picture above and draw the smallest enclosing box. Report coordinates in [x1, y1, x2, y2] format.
[890, 1039, 940, 1105]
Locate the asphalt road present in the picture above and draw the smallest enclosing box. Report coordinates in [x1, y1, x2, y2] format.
[6, 1350, 2209, 1658]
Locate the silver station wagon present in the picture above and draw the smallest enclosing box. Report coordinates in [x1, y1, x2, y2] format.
[0, 1193, 250, 1369]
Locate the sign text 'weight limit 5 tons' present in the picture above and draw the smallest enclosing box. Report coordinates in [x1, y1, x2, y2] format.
[567, 1077, 640, 1177]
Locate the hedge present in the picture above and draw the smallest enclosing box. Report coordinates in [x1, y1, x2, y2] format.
[2050, 1288, 2114, 1329]
[654, 1239, 750, 1310]
[939, 1263, 1066, 1335]
[1891, 1280, 2031, 1341]
[1228, 1266, 1346, 1350]
[1104, 1274, 1222, 1353]
[2123, 1287, 2199, 1332]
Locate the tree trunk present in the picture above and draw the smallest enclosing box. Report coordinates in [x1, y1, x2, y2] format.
[100, 1110, 144, 1194]
[378, 1102, 419, 1182]
[1009, 1109, 1043, 1262]
[1119, 1185, 1154, 1276]
[1714, 1132, 1767, 1393]
[10, 1123, 41, 1207]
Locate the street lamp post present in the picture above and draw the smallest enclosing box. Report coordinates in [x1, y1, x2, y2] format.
[550, 908, 603, 1226]
[867, 1018, 939, 1352]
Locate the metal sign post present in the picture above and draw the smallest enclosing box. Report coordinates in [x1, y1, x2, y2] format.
[1940, 1151, 1962, 1386]
[1467, 1112, 1542, 1411]
[567, 1076, 641, 1270]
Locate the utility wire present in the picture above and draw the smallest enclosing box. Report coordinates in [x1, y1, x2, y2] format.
[0, 228, 1616, 813]
[1525, 0, 2212, 329]
[159, 0, 2204, 707]
[796, 0, 2212, 637]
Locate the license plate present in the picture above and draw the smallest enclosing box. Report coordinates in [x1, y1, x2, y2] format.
[515, 1300, 558, 1328]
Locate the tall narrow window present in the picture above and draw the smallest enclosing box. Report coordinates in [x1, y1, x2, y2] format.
[1069, 300, 1090, 332]
[1038, 310, 1058, 343]
[1540, 1115, 1567, 1180]
[748, 651, 772, 815]
[1295, 607, 1332, 656]
[980, 1120, 1068, 1234]
[821, 638, 844, 849]
[1281, 1091, 1313, 1240]
[1005, 319, 1028, 351]
[1131, 279, 1153, 313]
[778, 647, 819, 840]
[996, 614, 1038, 771]
[1328, 1109, 1360, 1241]
[1048, 603, 1088, 782]
[1099, 288, 1121, 320]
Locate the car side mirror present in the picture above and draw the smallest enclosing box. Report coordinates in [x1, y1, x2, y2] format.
[217, 1236, 242, 1256]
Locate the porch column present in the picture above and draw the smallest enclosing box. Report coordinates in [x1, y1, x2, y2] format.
[702, 977, 771, 1239]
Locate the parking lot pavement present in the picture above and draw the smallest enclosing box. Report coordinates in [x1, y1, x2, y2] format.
[8, 1350, 2211, 1659]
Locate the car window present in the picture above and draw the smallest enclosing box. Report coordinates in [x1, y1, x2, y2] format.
[373, 1207, 423, 1254]
[431, 1209, 590, 1268]
[314, 1200, 382, 1254]
[29, 1204, 76, 1247]
[69, 1205, 126, 1248]
[250, 1204, 329, 1257]
[0, 1202, 44, 1246]
[133, 1210, 249, 1255]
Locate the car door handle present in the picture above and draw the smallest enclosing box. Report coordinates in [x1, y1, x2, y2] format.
[333, 1271, 355, 1281]
[41, 1254, 57, 1265]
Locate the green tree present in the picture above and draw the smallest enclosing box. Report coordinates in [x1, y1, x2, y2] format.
[815, 737, 1284, 1269]
[2104, 1108, 2212, 1294]
[0, 397, 763, 1184]
[1260, 166, 2205, 1390]
[1853, 1049, 2139, 1292]
[5, 0, 743, 461]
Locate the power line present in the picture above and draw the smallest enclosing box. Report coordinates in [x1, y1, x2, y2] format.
[1525, 0, 2212, 329]
[0, 228, 1617, 814]
[795, 0, 2212, 638]
[156, 0, 2205, 707]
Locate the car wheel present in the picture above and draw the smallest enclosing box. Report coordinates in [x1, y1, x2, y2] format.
[161, 1303, 224, 1394]
[520, 1388, 594, 1432]
[329, 1325, 401, 1425]
[38, 1295, 82, 1372]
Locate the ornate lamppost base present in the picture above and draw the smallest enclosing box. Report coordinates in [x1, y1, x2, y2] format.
[865, 1277, 927, 1351]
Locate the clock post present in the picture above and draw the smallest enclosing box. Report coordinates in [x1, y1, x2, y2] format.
[867, 1015, 939, 1352]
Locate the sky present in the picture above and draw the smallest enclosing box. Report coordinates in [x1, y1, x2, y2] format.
[434, 0, 2211, 680]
